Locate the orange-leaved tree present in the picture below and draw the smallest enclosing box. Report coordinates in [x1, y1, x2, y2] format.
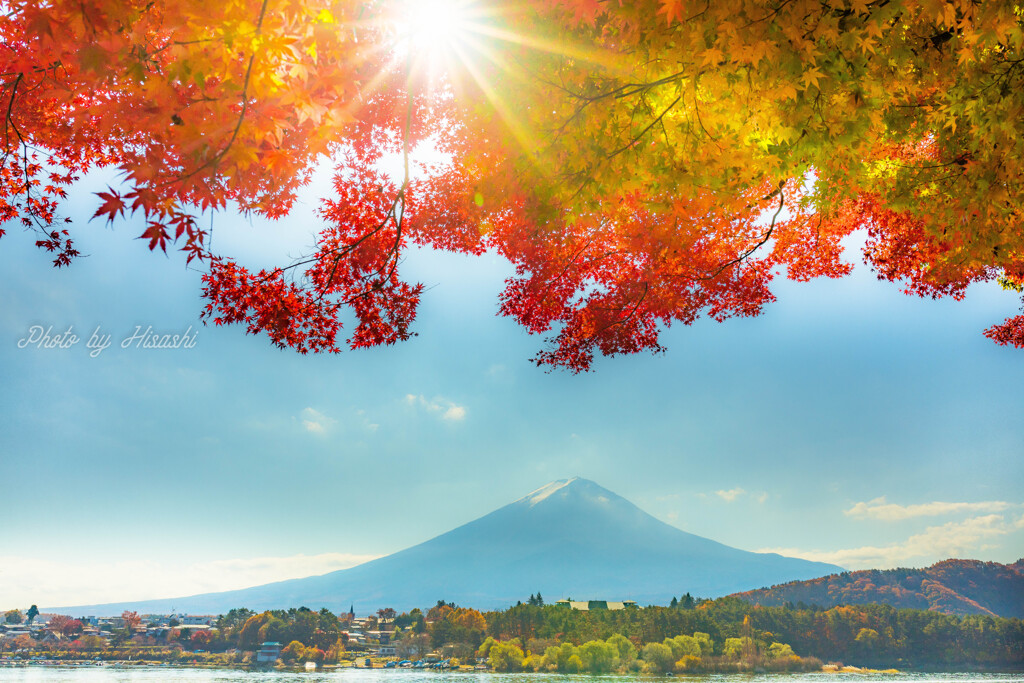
[1, 0, 1022, 371]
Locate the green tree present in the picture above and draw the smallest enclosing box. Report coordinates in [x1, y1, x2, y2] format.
[768, 642, 796, 659]
[606, 632, 637, 664]
[578, 639, 617, 673]
[3, 610, 23, 624]
[724, 636, 757, 661]
[541, 643, 576, 672]
[477, 636, 497, 659]
[855, 627, 880, 659]
[487, 640, 525, 672]
[641, 642, 675, 673]
[665, 634, 702, 659]
[25, 606, 38, 625]
[258, 616, 288, 644]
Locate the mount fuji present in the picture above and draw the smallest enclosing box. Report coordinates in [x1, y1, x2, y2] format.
[50, 478, 842, 615]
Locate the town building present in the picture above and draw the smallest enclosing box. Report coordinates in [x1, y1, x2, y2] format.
[256, 641, 282, 663]
[554, 599, 638, 611]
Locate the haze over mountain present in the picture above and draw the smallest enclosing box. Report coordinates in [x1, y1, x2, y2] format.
[49, 477, 842, 615]
[732, 558, 1024, 617]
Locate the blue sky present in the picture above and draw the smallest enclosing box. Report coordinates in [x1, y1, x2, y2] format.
[1, 166, 1022, 610]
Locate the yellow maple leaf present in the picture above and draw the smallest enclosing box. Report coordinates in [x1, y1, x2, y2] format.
[801, 67, 824, 90]
[701, 47, 724, 67]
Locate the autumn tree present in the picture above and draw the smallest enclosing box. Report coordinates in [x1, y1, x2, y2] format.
[426, 601, 455, 621]
[191, 628, 215, 646]
[47, 614, 83, 638]
[237, 612, 271, 650]
[281, 640, 306, 662]
[1, 0, 1022, 371]
[13, 634, 36, 650]
[121, 610, 142, 634]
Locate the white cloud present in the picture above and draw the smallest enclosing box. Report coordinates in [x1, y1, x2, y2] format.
[405, 394, 466, 421]
[300, 407, 336, 434]
[758, 514, 1014, 570]
[716, 488, 746, 502]
[443, 405, 466, 421]
[0, 552, 380, 611]
[845, 497, 1014, 521]
[355, 409, 379, 432]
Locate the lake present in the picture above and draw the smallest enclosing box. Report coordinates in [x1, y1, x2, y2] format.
[0, 669, 1022, 683]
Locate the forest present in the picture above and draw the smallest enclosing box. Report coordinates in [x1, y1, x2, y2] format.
[733, 559, 1024, 618]
[7, 598, 1021, 671]
[477, 598, 1024, 670]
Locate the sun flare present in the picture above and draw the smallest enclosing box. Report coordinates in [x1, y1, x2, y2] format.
[395, 0, 475, 58]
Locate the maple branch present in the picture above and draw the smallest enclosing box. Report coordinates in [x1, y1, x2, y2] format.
[381, 48, 417, 287]
[573, 71, 687, 105]
[696, 184, 786, 282]
[539, 238, 597, 293]
[163, 0, 270, 187]
[692, 85, 719, 144]
[1, 73, 22, 166]
[607, 281, 649, 333]
[740, 0, 797, 30]
[0, 73, 54, 230]
[682, 0, 712, 24]
[606, 96, 681, 159]
[574, 281, 651, 355]
[320, 53, 416, 302]
[0, 61, 65, 81]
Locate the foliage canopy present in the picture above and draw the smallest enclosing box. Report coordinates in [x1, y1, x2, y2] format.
[2, 0, 1023, 370]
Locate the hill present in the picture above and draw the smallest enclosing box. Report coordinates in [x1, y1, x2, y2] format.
[48, 477, 842, 615]
[731, 558, 1024, 617]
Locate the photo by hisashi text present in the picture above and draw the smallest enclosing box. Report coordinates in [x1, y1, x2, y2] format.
[17, 325, 198, 357]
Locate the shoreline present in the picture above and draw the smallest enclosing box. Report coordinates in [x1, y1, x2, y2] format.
[3, 660, 1024, 675]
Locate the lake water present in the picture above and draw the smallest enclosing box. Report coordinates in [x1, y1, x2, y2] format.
[0, 669, 1022, 683]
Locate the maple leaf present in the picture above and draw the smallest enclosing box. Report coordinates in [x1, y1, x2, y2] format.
[657, 0, 685, 25]
[139, 222, 171, 253]
[801, 67, 825, 90]
[91, 188, 127, 224]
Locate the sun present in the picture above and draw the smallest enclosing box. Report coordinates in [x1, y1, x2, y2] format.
[395, 0, 475, 58]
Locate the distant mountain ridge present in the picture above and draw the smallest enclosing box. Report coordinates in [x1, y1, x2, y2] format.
[49, 477, 843, 615]
[731, 558, 1024, 617]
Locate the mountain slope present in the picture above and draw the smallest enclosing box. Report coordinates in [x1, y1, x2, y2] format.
[731, 558, 1024, 617]
[50, 478, 842, 615]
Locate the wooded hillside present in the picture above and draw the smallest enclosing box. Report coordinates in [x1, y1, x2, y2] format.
[732, 559, 1024, 618]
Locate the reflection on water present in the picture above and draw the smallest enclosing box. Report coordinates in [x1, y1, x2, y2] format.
[0, 669, 1022, 683]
